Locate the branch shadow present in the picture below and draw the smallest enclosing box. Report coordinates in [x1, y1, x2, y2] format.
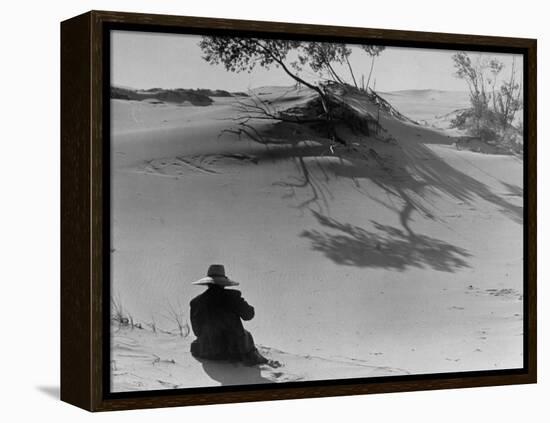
[301, 210, 471, 272]
[500, 181, 524, 198]
[402, 141, 523, 225]
[322, 136, 523, 226]
[223, 95, 523, 229]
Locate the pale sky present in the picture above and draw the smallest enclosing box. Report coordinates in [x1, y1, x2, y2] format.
[111, 30, 523, 93]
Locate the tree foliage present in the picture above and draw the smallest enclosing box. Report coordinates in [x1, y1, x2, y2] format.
[200, 36, 341, 92]
[199, 37, 299, 72]
[360, 45, 386, 91]
[198, 36, 387, 145]
[300, 42, 351, 84]
[452, 52, 522, 146]
[361, 45, 386, 57]
[199, 36, 386, 93]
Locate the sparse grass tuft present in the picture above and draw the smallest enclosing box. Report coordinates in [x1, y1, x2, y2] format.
[161, 301, 190, 338]
[111, 294, 129, 327]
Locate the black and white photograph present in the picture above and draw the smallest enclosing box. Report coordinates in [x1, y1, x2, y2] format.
[108, 29, 525, 393]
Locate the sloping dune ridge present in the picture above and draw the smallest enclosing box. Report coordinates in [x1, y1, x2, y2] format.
[110, 85, 523, 391]
[111, 324, 408, 391]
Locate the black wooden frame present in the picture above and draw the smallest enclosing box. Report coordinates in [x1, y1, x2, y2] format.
[61, 10, 537, 411]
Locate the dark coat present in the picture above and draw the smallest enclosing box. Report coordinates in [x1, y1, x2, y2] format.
[189, 286, 256, 360]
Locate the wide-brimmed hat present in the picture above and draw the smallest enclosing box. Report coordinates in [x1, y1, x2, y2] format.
[192, 264, 239, 287]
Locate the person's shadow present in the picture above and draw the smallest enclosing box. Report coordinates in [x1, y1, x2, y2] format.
[196, 358, 272, 386]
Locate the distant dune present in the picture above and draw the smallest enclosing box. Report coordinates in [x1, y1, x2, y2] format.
[111, 86, 250, 106]
[379, 89, 470, 125]
[384, 88, 466, 96]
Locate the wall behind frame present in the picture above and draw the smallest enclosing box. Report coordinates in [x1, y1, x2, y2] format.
[1, 0, 546, 422]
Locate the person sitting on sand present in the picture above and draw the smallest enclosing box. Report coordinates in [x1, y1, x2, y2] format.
[189, 264, 272, 366]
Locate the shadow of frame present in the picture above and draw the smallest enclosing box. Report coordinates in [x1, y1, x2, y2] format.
[36, 385, 59, 400]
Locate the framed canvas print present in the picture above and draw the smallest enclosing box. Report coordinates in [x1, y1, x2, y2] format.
[60, 10, 537, 411]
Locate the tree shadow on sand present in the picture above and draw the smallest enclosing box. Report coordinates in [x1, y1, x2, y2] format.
[245, 126, 523, 229]
[320, 138, 523, 226]
[301, 210, 471, 272]
[222, 96, 523, 231]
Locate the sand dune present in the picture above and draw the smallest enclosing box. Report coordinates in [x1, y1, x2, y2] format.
[111, 325, 408, 392]
[379, 89, 470, 125]
[110, 85, 523, 391]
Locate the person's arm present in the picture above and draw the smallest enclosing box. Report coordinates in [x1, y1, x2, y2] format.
[189, 299, 201, 336]
[228, 290, 255, 320]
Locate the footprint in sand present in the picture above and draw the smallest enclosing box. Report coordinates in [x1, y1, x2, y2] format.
[142, 153, 259, 177]
[485, 288, 522, 300]
[156, 379, 179, 389]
